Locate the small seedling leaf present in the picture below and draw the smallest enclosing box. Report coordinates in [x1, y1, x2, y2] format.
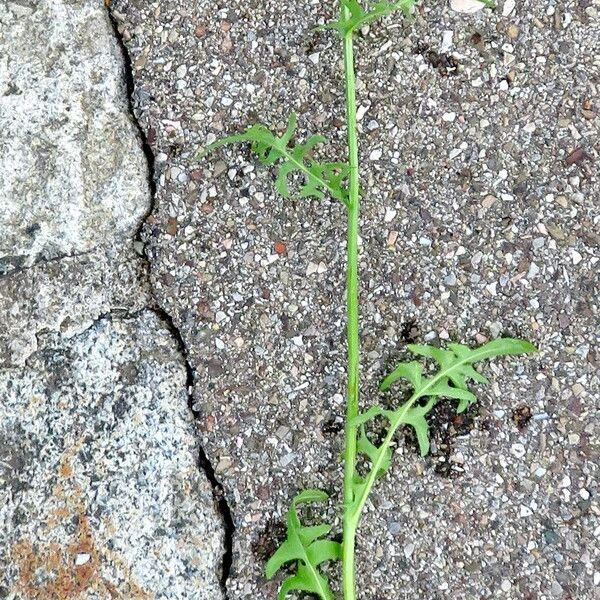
[199, 113, 350, 205]
[322, 0, 416, 36]
[266, 490, 341, 600]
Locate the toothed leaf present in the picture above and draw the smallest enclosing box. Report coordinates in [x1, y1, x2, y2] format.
[379, 361, 422, 391]
[266, 490, 341, 600]
[199, 113, 349, 205]
[403, 411, 430, 456]
[322, 0, 416, 36]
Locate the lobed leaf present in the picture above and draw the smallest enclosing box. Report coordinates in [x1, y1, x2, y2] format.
[346, 338, 536, 522]
[369, 339, 537, 459]
[357, 427, 392, 477]
[350, 405, 394, 427]
[198, 113, 349, 205]
[322, 0, 416, 37]
[266, 490, 342, 600]
[348, 426, 393, 510]
[379, 360, 422, 392]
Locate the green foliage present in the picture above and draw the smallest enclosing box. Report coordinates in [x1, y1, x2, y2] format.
[265, 490, 342, 600]
[355, 338, 536, 462]
[199, 2, 536, 597]
[322, 0, 416, 37]
[198, 112, 349, 205]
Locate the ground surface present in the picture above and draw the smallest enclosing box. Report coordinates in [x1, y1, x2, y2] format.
[112, 0, 599, 598]
[0, 312, 223, 599]
[0, 0, 598, 599]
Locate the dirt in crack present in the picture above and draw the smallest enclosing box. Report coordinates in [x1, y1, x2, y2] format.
[105, 8, 235, 597]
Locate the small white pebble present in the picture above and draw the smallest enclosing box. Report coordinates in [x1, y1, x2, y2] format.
[384, 208, 397, 223]
[306, 262, 319, 275]
[450, 0, 486, 14]
[486, 282, 498, 296]
[74, 553, 91, 566]
[520, 505, 533, 518]
[560, 475, 571, 488]
[369, 148, 382, 161]
[357, 105, 368, 121]
[440, 30, 453, 53]
[570, 249, 583, 265]
[527, 262, 540, 278]
[442, 112, 456, 122]
[511, 443, 526, 459]
[503, 0, 516, 16]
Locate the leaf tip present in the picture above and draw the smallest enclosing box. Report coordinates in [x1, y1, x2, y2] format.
[294, 489, 329, 505]
[497, 338, 538, 355]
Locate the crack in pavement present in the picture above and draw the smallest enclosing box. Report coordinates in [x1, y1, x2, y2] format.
[106, 8, 235, 598]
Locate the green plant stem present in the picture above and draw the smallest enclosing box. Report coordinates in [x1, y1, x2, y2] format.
[341, 9, 360, 600]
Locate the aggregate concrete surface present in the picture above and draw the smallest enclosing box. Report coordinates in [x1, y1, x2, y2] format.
[0, 0, 598, 599]
[111, 0, 599, 598]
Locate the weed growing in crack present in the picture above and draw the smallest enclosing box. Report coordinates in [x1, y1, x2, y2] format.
[199, 1, 535, 598]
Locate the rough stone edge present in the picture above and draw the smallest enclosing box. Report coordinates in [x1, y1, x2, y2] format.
[104, 7, 235, 596]
[0, 1, 235, 595]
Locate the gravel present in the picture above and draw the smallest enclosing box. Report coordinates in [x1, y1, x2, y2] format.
[112, 0, 599, 597]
